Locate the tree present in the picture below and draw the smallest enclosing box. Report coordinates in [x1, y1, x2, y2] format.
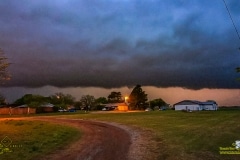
[108, 92, 123, 103]
[0, 48, 10, 83]
[80, 95, 95, 111]
[50, 92, 75, 109]
[236, 67, 240, 72]
[95, 97, 108, 104]
[94, 97, 108, 110]
[74, 101, 82, 110]
[149, 98, 167, 110]
[128, 85, 148, 110]
[14, 94, 48, 107]
[0, 49, 10, 103]
[236, 67, 240, 81]
[0, 94, 6, 105]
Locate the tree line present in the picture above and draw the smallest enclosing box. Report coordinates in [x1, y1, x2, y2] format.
[0, 84, 167, 111]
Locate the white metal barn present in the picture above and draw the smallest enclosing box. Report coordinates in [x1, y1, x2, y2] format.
[174, 100, 218, 111]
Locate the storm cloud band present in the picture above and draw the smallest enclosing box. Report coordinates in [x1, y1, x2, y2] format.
[1, 0, 240, 90]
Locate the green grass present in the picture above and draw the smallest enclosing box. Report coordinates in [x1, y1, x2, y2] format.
[1, 110, 240, 159]
[0, 111, 81, 118]
[58, 110, 240, 159]
[0, 119, 81, 160]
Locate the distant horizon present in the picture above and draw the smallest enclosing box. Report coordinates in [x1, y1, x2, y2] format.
[1, 86, 240, 107]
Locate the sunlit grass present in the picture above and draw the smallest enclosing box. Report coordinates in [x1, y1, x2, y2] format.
[0, 119, 81, 160]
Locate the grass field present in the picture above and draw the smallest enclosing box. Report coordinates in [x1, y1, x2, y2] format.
[0, 119, 81, 160]
[60, 110, 240, 159]
[1, 110, 240, 159]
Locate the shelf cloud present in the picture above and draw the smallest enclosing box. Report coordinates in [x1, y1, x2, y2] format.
[1, 0, 240, 90]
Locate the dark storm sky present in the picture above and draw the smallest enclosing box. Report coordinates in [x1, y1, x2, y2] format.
[1, 0, 240, 90]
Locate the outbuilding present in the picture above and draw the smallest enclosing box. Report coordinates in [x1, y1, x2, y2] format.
[40, 103, 55, 112]
[103, 103, 129, 111]
[174, 100, 218, 111]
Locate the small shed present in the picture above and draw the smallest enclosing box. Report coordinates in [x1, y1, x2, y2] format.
[104, 103, 129, 111]
[40, 103, 55, 112]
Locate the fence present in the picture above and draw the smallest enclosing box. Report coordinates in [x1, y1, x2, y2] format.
[0, 107, 36, 115]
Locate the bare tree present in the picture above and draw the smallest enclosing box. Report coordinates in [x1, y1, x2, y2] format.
[80, 95, 95, 111]
[0, 48, 10, 83]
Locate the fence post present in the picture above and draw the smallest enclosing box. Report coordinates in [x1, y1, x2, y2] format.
[9, 107, 12, 116]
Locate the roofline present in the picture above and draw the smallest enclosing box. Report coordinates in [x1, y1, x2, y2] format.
[173, 100, 217, 106]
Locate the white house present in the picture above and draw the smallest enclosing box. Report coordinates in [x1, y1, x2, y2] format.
[174, 100, 218, 111]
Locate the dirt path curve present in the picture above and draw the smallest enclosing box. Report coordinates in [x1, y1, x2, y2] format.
[31, 117, 132, 160]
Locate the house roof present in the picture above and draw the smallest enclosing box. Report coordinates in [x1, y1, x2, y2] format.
[104, 103, 128, 107]
[174, 100, 200, 106]
[201, 101, 217, 105]
[16, 104, 28, 108]
[174, 100, 217, 106]
[40, 103, 54, 107]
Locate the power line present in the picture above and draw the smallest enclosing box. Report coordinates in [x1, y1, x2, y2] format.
[222, 0, 240, 42]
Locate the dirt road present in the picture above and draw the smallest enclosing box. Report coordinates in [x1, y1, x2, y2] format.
[1, 116, 157, 160]
[31, 117, 142, 160]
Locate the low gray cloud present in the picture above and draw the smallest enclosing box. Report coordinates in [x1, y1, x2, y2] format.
[1, 0, 240, 90]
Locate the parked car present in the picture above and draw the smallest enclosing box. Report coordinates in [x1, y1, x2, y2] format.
[145, 108, 153, 111]
[68, 108, 76, 112]
[58, 109, 67, 112]
[102, 107, 116, 111]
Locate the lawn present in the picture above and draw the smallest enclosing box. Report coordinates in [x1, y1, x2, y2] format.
[60, 110, 240, 159]
[0, 119, 81, 160]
